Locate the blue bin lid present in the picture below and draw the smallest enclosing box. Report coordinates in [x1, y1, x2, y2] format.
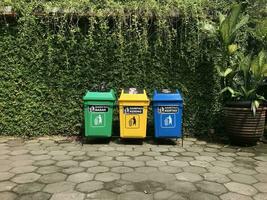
[153, 89, 183, 102]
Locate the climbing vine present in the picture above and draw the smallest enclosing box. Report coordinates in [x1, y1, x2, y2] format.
[0, 0, 261, 136]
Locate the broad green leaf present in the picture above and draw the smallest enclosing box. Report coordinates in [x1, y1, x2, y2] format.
[255, 100, 260, 108]
[228, 4, 242, 31]
[241, 86, 255, 98]
[251, 51, 267, 79]
[219, 4, 244, 45]
[251, 55, 259, 75]
[258, 50, 266, 67]
[223, 68, 233, 77]
[226, 4, 241, 44]
[251, 101, 256, 116]
[232, 91, 242, 98]
[220, 87, 234, 94]
[263, 64, 267, 76]
[216, 65, 224, 77]
[216, 66, 233, 77]
[220, 86, 242, 98]
[256, 94, 266, 101]
[220, 18, 230, 45]
[219, 12, 226, 25]
[239, 54, 251, 84]
[246, 89, 256, 97]
[251, 100, 260, 116]
[232, 15, 249, 36]
[252, 55, 258, 68]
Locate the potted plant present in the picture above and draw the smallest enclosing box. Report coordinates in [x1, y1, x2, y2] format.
[216, 4, 267, 145]
[220, 51, 267, 144]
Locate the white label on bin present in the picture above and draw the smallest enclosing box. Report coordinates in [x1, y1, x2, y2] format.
[158, 106, 178, 114]
[123, 106, 143, 114]
[89, 105, 109, 112]
[160, 114, 176, 128]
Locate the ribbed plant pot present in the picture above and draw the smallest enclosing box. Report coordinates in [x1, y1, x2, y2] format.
[224, 103, 267, 145]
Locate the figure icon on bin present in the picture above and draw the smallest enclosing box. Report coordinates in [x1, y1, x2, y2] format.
[94, 114, 103, 126]
[129, 116, 137, 127]
[161, 114, 175, 128]
[164, 115, 173, 126]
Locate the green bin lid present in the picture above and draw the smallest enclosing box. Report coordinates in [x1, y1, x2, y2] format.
[83, 89, 116, 101]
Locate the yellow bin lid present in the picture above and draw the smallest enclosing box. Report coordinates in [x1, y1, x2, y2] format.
[118, 88, 149, 102]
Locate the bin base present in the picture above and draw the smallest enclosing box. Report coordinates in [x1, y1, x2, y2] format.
[85, 135, 112, 138]
[81, 137, 110, 145]
[120, 135, 146, 139]
[155, 135, 181, 138]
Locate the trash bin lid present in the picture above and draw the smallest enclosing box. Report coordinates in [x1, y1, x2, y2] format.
[118, 88, 149, 102]
[83, 89, 116, 101]
[153, 89, 183, 102]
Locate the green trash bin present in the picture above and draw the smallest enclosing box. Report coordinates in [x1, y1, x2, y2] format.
[83, 90, 116, 137]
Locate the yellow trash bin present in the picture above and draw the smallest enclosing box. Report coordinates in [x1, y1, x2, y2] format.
[118, 88, 150, 138]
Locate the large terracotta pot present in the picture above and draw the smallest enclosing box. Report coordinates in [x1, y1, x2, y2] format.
[224, 102, 267, 145]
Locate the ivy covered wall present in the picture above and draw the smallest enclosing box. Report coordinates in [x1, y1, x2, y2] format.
[0, 0, 262, 136]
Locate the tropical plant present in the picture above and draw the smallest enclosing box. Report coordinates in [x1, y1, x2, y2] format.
[216, 3, 267, 115]
[218, 51, 267, 114]
[218, 3, 249, 54]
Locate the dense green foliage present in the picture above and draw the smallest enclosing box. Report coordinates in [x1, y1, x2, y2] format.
[0, 0, 265, 136]
[215, 4, 267, 115]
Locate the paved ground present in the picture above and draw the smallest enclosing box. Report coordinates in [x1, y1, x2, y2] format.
[0, 136, 267, 200]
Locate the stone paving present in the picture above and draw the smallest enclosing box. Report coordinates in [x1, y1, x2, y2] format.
[0, 136, 267, 200]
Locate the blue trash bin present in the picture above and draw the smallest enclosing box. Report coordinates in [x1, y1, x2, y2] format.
[153, 89, 183, 138]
